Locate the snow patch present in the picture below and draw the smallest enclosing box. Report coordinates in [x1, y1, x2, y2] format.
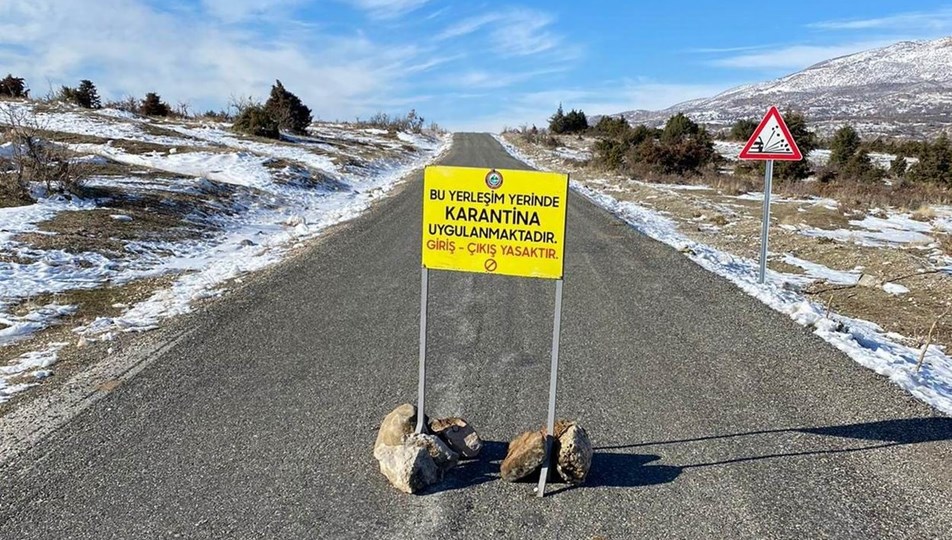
[496, 135, 952, 416]
[0, 342, 68, 403]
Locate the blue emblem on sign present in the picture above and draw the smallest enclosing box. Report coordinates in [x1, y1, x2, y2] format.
[485, 169, 503, 190]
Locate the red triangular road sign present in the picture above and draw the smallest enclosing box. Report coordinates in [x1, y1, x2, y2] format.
[738, 106, 803, 161]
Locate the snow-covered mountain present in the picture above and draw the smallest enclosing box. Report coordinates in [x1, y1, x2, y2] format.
[612, 37, 952, 138]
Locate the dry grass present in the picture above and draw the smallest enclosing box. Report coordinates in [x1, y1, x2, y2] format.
[912, 205, 937, 221]
[507, 133, 952, 357]
[15, 203, 210, 258]
[939, 234, 952, 257]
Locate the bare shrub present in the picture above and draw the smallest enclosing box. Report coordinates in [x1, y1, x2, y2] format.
[939, 233, 952, 257]
[911, 205, 936, 222]
[356, 110, 426, 133]
[103, 95, 140, 114]
[0, 106, 86, 198]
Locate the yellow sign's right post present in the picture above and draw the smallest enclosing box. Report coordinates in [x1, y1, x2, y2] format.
[418, 165, 569, 498]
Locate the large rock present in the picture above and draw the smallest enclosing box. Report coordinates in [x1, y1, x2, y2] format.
[408, 432, 459, 473]
[376, 443, 439, 494]
[500, 430, 546, 482]
[429, 417, 482, 459]
[374, 405, 460, 494]
[555, 421, 593, 485]
[374, 403, 418, 460]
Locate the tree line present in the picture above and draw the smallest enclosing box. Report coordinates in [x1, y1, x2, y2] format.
[531, 102, 952, 186]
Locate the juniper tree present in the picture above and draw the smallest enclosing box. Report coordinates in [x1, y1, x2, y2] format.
[0, 75, 28, 98]
[264, 80, 313, 134]
[141, 92, 170, 116]
[830, 125, 861, 167]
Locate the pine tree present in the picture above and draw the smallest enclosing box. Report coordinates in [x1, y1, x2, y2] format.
[889, 153, 908, 178]
[908, 134, 952, 185]
[774, 110, 816, 180]
[141, 92, 170, 116]
[729, 119, 758, 142]
[264, 80, 313, 134]
[563, 109, 588, 133]
[829, 125, 860, 167]
[661, 113, 701, 144]
[76, 80, 101, 109]
[60, 80, 101, 108]
[548, 103, 566, 133]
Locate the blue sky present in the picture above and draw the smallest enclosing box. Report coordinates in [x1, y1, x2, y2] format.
[2, 1, 952, 131]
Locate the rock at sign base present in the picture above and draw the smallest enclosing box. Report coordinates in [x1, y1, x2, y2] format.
[374, 403, 418, 460]
[555, 421, 593, 485]
[376, 443, 440, 494]
[500, 430, 546, 482]
[408, 432, 459, 473]
[429, 417, 483, 459]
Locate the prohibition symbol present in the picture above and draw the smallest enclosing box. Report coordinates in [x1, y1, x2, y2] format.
[484, 258, 498, 272]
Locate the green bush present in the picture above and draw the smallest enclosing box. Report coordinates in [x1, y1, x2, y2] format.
[60, 80, 101, 109]
[548, 104, 587, 134]
[140, 92, 170, 116]
[773, 110, 816, 180]
[232, 104, 280, 139]
[839, 150, 884, 183]
[592, 113, 714, 176]
[829, 125, 861, 167]
[0, 74, 28, 98]
[661, 113, 700, 144]
[729, 119, 758, 142]
[265, 80, 312, 134]
[889, 154, 908, 178]
[592, 116, 630, 138]
[907, 134, 952, 185]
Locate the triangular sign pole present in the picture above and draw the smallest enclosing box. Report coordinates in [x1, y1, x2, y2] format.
[738, 106, 805, 284]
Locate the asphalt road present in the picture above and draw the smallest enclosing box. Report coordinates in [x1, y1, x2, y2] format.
[1, 133, 950, 539]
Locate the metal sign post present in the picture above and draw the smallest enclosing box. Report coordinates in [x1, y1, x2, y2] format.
[415, 267, 429, 433]
[536, 279, 564, 497]
[738, 106, 804, 285]
[758, 160, 774, 284]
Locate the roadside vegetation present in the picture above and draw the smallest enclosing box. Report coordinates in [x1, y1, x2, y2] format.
[509, 104, 952, 210]
[503, 104, 952, 372]
[0, 73, 439, 208]
[0, 72, 445, 409]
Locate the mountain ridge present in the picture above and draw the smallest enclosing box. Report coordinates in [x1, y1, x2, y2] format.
[608, 37, 952, 138]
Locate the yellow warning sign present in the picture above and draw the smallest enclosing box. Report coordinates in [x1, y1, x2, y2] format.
[422, 165, 569, 279]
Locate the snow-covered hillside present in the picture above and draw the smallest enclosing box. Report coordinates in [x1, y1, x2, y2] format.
[0, 102, 448, 403]
[614, 37, 952, 137]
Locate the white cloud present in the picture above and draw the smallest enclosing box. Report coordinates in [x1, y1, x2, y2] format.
[200, 0, 304, 23]
[342, 0, 432, 20]
[809, 8, 952, 31]
[0, 0, 432, 119]
[710, 40, 899, 70]
[435, 13, 500, 41]
[491, 10, 560, 57]
[450, 81, 735, 132]
[436, 8, 573, 59]
[446, 66, 569, 90]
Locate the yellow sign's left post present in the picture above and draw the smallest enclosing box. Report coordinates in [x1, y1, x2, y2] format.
[415, 165, 570, 498]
